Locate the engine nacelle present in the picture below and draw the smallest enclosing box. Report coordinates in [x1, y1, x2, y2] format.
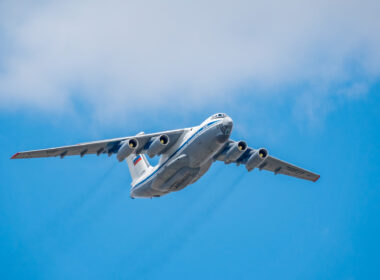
[117, 138, 139, 162]
[245, 148, 268, 171]
[147, 135, 169, 158]
[224, 141, 248, 163]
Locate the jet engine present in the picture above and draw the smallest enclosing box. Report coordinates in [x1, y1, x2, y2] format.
[224, 141, 247, 163]
[147, 135, 169, 158]
[245, 148, 268, 171]
[117, 138, 138, 162]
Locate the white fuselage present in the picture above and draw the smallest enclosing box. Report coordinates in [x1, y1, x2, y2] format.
[130, 115, 233, 198]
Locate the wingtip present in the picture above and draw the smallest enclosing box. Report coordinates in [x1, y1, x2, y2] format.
[313, 175, 320, 182]
[10, 152, 20, 159]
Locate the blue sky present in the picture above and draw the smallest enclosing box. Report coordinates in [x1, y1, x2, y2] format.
[1, 1, 380, 279]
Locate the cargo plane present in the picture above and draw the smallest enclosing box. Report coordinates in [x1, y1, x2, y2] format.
[11, 113, 320, 198]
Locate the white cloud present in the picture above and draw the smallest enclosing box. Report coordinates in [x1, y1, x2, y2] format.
[0, 0, 379, 121]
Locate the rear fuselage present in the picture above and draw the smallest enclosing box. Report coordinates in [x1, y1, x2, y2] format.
[130, 115, 233, 198]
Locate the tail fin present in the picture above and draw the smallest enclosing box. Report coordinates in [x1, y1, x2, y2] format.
[126, 153, 152, 186]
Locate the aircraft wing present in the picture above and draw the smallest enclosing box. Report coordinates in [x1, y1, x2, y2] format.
[11, 128, 187, 159]
[215, 140, 320, 182]
[256, 155, 320, 182]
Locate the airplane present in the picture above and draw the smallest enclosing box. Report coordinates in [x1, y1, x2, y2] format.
[11, 113, 320, 198]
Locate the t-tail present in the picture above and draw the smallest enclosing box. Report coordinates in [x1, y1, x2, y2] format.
[126, 153, 152, 186]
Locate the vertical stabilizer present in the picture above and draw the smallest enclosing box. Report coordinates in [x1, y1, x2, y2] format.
[126, 153, 152, 186]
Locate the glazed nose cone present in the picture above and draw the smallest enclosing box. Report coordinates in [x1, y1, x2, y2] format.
[222, 116, 233, 131]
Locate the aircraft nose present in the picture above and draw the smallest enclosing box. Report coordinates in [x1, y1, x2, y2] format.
[223, 116, 233, 128]
[216, 116, 233, 142]
[222, 116, 233, 133]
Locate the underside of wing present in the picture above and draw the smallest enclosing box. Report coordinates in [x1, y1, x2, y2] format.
[11, 128, 187, 160]
[215, 140, 320, 182]
[258, 156, 320, 182]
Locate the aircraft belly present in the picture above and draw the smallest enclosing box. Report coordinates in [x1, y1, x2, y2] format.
[190, 160, 212, 184]
[131, 181, 167, 198]
[159, 167, 199, 192]
[151, 154, 189, 189]
[186, 126, 223, 167]
[131, 121, 227, 198]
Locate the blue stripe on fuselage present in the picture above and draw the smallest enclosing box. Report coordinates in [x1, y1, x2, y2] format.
[132, 120, 221, 190]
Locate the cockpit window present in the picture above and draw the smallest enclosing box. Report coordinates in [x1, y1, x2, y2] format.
[211, 113, 226, 119]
